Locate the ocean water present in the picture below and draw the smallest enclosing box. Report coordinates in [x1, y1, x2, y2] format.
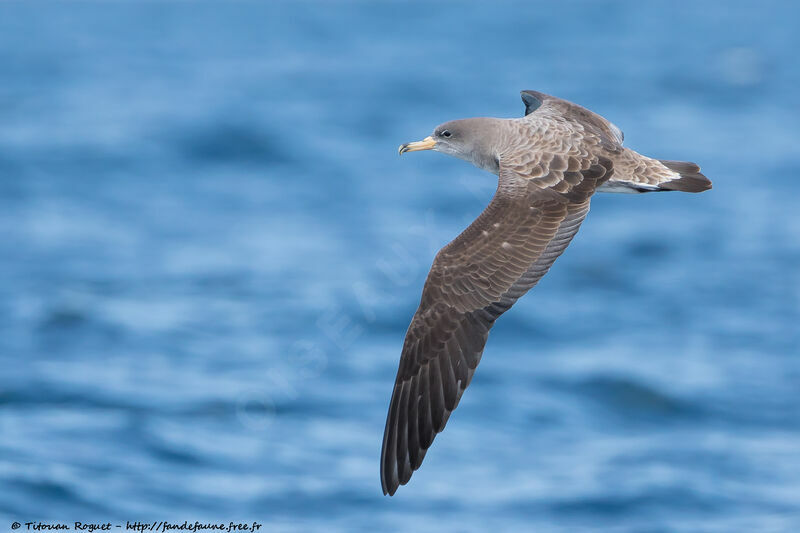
[1, 1, 799, 531]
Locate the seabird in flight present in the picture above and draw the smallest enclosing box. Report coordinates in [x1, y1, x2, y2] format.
[381, 90, 711, 495]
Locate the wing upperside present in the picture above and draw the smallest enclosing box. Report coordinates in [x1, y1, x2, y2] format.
[520, 90, 624, 146]
[381, 152, 613, 495]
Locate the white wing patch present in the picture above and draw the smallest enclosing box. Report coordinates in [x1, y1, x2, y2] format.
[607, 120, 624, 144]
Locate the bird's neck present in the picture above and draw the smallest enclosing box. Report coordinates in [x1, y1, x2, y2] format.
[470, 150, 500, 175]
[464, 117, 506, 175]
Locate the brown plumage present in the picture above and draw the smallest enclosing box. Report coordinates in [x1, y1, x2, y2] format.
[383, 90, 711, 496]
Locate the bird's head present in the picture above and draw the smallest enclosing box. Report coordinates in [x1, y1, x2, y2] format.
[399, 118, 501, 174]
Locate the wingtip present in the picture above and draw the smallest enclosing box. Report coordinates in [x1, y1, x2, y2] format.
[520, 90, 544, 115]
[381, 472, 398, 496]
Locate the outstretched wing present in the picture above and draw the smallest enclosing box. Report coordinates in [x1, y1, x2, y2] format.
[380, 154, 613, 495]
[521, 90, 625, 146]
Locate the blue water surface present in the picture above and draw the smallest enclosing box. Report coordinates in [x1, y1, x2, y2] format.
[1, 1, 799, 531]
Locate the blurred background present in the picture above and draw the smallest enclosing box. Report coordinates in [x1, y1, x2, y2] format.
[1, 1, 798, 531]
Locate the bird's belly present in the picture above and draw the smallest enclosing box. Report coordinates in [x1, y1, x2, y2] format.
[596, 181, 657, 194]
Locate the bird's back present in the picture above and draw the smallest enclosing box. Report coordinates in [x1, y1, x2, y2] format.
[518, 91, 711, 194]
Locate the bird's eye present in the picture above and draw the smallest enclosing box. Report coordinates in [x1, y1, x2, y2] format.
[441, 130, 452, 138]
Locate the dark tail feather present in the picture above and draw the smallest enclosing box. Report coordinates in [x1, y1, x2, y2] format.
[658, 160, 712, 193]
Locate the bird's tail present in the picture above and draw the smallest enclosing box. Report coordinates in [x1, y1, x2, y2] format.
[598, 151, 712, 194]
[655, 160, 712, 193]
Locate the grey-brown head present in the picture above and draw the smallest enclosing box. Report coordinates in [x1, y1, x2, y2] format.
[399, 118, 503, 174]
